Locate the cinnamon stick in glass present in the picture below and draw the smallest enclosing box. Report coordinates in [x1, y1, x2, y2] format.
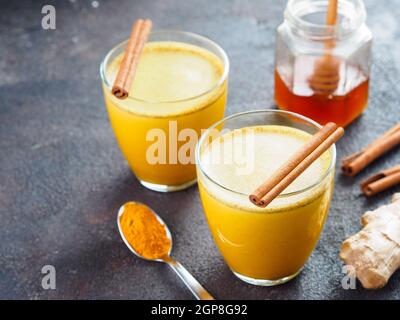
[250, 122, 344, 208]
[341, 123, 400, 176]
[112, 19, 152, 99]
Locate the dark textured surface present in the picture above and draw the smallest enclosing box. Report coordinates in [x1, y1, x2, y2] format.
[1, 0, 399, 300]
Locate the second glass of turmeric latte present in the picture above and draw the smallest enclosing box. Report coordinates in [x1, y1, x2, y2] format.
[101, 30, 229, 192]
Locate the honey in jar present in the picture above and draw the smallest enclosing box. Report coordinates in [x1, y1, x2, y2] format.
[275, 55, 369, 127]
[274, 0, 372, 127]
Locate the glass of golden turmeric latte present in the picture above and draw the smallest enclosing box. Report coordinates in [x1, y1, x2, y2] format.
[195, 110, 336, 286]
[100, 31, 229, 192]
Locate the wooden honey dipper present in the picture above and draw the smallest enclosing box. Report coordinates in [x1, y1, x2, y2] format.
[309, 0, 340, 95]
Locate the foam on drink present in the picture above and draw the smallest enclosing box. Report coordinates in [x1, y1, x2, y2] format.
[106, 41, 225, 117]
[199, 125, 332, 212]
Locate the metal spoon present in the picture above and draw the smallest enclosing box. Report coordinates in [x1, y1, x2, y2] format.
[117, 201, 215, 300]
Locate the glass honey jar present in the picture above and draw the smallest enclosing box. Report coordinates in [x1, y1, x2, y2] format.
[274, 0, 372, 127]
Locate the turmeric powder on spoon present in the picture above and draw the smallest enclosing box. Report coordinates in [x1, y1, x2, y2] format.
[117, 201, 214, 299]
[119, 202, 171, 259]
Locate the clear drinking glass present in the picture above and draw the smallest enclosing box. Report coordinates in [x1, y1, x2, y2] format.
[196, 109, 336, 286]
[100, 30, 229, 192]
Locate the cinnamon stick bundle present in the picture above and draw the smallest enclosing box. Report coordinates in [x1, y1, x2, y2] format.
[250, 122, 344, 208]
[361, 165, 400, 196]
[341, 123, 400, 176]
[112, 19, 152, 99]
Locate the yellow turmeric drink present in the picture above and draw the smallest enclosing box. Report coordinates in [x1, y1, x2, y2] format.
[101, 32, 229, 192]
[196, 113, 335, 286]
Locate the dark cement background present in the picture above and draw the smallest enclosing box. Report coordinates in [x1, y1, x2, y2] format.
[0, 0, 399, 300]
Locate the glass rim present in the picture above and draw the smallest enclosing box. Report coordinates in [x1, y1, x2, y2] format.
[285, 0, 366, 39]
[99, 29, 230, 104]
[195, 109, 337, 198]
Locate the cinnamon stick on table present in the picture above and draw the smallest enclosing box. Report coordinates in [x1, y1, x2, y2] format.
[250, 122, 344, 208]
[361, 165, 400, 197]
[112, 19, 152, 99]
[341, 123, 400, 176]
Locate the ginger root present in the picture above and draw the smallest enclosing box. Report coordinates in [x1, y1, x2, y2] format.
[340, 193, 400, 289]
